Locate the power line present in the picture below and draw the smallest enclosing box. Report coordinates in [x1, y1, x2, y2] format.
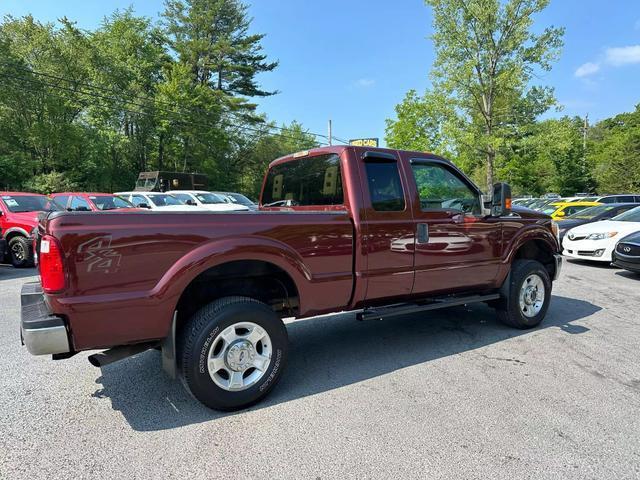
[0, 70, 332, 146]
[0, 61, 348, 145]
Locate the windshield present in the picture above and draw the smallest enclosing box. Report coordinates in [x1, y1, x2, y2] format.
[135, 176, 157, 189]
[227, 193, 255, 206]
[612, 206, 640, 222]
[567, 205, 615, 219]
[147, 194, 183, 206]
[542, 204, 560, 215]
[1, 195, 53, 213]
[91, 195, 134, 210]
[195, 193, 225, 204]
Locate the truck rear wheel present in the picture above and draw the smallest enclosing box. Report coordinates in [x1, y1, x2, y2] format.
[179, 296, 289, 410]
[9, 236, 34, 268]
[496, 259, 551, 329]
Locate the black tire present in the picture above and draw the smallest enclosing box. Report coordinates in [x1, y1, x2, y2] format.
[9, 236, 33, 268]
[179, 296, 289, 411]
[495, 259, 552, 329]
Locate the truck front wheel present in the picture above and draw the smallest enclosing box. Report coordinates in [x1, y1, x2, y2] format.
[496, 259, 552, 329]
[179, 296, 289, 410]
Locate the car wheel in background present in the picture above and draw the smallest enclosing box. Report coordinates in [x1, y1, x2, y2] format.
[9, 236, 34, 268]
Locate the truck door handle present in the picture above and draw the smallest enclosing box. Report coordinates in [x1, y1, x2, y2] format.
[417, 223, 429, 244]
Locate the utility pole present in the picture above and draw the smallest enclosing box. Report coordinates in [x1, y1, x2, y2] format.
[583, 114, 589, 151]
[328, 119, 332, 146]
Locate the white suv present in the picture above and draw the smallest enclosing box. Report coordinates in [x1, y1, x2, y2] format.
[168, 191, 250, 212]
[116, 192, 207, 211]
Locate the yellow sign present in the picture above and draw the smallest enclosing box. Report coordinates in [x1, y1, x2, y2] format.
[349, 138, 379, 148]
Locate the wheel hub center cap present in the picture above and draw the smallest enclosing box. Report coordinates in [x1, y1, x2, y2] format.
[524, 287, 537, 305]
[225, 340, 255, 372]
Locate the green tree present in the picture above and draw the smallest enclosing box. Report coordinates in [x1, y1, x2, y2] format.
[388, 0, 564, 191]
[589, 105, 640, 193]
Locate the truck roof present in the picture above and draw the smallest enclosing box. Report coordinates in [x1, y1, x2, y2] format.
[268, 145, 450, 168]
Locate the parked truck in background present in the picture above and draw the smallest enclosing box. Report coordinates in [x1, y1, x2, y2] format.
[134, 171, 208, 192]
[21, 146, 562, 410]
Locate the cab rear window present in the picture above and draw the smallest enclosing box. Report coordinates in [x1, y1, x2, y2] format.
[262, 154, 344, 207]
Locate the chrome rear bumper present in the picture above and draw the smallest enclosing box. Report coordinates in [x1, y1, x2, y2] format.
[20, 282, 70, 356]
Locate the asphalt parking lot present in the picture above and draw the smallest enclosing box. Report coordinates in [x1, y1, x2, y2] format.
[1, 261, 639, 480]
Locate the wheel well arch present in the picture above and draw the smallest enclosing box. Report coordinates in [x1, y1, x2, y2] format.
[4, 228, 29, 242]
[513, 239, 556, 279]
[174, 259, 300, 330]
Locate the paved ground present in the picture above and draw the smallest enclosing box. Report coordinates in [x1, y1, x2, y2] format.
[1, 260, 639, 479]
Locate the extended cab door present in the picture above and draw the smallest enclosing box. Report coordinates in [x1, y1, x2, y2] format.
[358, 151, 415, 301]
[403, 155, 502, 296]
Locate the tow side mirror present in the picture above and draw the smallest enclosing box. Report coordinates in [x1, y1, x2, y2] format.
[186, 200, 196, 206]
[137, 203, 150, 209]
[491, 182, 512, 217]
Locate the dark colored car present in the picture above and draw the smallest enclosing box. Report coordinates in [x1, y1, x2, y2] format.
[557, 203, 638, 241]
[612, 231, 640, 274]
[21, 146, 562, 410]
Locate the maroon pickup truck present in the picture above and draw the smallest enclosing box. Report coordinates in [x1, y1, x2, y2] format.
[21, 146, 562, 410]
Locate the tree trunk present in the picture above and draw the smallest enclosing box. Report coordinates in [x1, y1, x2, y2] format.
[158, 132, 164, 171]
[485, 148, 495, 193]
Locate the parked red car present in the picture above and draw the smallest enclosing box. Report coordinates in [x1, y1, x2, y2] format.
[50, 192, 136, 211]
[0, 192, 60, 267]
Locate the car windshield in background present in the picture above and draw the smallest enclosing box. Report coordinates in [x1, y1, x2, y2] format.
[135, 177, 157, 189]
[195, 193, 225, 204]
[227, 193, 255, 206]
[147, 194, 183, 206]
[91, 196, 134, 210]
[542, 205, 559, 215]
[567, 205, 615, 219]
[612, 206, 640, 222]
[1, 195, 50, 213]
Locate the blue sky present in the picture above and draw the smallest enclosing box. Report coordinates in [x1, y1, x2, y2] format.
[1, 0, 640, 146]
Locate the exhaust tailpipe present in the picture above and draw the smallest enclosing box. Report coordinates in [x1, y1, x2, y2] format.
[88, 342, 157, 368]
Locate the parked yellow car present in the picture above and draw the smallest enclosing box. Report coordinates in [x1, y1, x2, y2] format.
[542, 201, 602, 219]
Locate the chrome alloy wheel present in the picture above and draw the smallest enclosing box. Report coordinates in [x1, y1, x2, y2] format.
[207, 322, 272, 392]
[519, 274, 545, 318]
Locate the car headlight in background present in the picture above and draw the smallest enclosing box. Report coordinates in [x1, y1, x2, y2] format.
[585, 232, 618, 240]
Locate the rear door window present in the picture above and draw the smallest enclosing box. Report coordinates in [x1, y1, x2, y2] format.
[364, 161, 406, 212]
[262, 154, 344, 207]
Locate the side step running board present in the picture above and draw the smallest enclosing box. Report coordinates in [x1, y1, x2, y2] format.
[357, 293, 501, 321]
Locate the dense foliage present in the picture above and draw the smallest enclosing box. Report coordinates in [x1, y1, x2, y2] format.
[386, 0, 640, 196]
[0, 1, 318, 198]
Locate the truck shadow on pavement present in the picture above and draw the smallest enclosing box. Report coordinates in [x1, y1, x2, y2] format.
[92, 294, 600, 431]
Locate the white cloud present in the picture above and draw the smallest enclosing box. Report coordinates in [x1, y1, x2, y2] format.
[605, 45, 640, 66]
[575, 62, 600, 78]
[354, 78, 375, 88]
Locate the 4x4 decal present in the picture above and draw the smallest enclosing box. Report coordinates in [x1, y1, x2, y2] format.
[77, 236, 121, 273]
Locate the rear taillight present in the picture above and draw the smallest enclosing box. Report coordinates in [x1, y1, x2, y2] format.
[39, 235, 65, 293]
